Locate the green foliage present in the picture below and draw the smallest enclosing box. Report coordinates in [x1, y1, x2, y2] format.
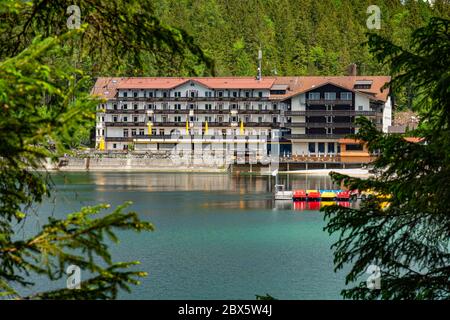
[255, 293, 277, 300]
[0, 0, 214, 76]
[152, 0, 450, 80]
[0, 30, 155, 299]
[0, 0, 221, 299]
[322, 18, 450, 299]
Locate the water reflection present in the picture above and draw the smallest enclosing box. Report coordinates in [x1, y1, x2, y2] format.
[50, 172, 345, 211]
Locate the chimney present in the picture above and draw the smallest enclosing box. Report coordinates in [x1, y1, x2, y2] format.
[348, 63, 357, 76]
[256, 49, 262, 81]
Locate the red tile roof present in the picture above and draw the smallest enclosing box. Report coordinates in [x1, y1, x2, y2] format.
[271, 76, 391, 101]
[115, 77, 276, 90]
[91, 76, 391, 102]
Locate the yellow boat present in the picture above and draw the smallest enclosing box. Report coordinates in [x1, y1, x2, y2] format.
[321, 191, 337, 199]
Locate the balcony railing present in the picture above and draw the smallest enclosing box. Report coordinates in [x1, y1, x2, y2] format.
[104, 108, 282, 115]
[306, 99, 353, 106]
[115, 96, 270, 102]
[285, 110, 375, 116]
[285, 122, 357, 128]
[105, 122, 146, 127]
[285, 134, 349, 139]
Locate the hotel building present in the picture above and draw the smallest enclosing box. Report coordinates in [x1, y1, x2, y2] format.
[92, 76, 392, 157]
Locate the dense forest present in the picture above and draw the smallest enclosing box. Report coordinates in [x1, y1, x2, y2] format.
[126, 0, 450, 77]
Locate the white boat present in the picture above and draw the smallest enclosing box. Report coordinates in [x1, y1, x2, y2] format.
[274, 184, 293, 200]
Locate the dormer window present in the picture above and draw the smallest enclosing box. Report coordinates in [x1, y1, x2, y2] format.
[354, 80, 373, 89]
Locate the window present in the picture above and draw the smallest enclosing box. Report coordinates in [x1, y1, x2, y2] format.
[245, 91, 250, 98]
[113, 104, 117, 110]
[123, 116, 128, 122]
[102, 116, 105, 122]
[273, 116, 277, 123]
[139, 129, 145, 136]
[123, 104, 128, 110]
[258, 117, 263, 123]
[308, 92, 320, 100]
[131, 129, 136, 136]
[123, 92, 127, 98]
[328, 143, 335, 153]
[354, 84, 372, 89]
[218, 116, 223, 122]
[258, 91, 263, 98]
[341, 92, 352, 100]
[231, 116, 238, 122]
[205, 104, 212, 110]
[233, 91, 238, 98]
[174, 116, 182, 122]
[324, 92, 336, 100]
[327, 127, 333, 134]
[149, 92, 153, 98]
[308, 142, 316, 153]
[346, 143, 364, 151]
[133, 116, 138, 122]
[162, 116, 167, 123]
[358, 105, 364, 111]
[174, 92, 181, 98]
[318, 142, 325, 153]
[163, 91, 167, 98]
[218, 91, 223, 97]
[327, 116, 332, 123]
[113, 143, 117, 149]
[189, 104, 195, 110]
[231, 104, 237, 110]
[175, 104, 181, 110]
[133, 92, 138, 98]
[123, 129, 129, 137]
[134, 104, 138, 110]
[113, 116, 118, 122]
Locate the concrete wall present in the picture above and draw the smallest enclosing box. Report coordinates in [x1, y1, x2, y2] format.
[354, 93, 370, 111]
[383, 96, 392, 133]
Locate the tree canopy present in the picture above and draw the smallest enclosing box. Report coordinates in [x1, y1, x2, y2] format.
[323, 17, 450, 299]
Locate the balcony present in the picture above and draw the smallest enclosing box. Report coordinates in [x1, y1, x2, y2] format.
[115, 96, 270, 102]
[105, 122, 146, 127]
[105, 109, 147, 114]
[285, 133, 349, 140]
[306, 99, 353, 106]
[285, 122, 357, 128]
[285, 110, 375, 116]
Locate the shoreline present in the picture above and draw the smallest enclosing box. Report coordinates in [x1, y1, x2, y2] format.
[41, 167, 372, 177]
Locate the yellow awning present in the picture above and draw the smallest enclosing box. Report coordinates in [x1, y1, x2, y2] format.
[204, 121, 208, 135]
[98, 137, 105, 151]
[147, 122, 152, 136]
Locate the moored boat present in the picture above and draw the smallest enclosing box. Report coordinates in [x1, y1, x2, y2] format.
[306, 189, 321, 201]
[320, 190, 337, 200]
[293, 189, 307, 201]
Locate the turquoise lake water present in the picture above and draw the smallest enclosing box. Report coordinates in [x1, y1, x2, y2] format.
[24, 172, 348, 299]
